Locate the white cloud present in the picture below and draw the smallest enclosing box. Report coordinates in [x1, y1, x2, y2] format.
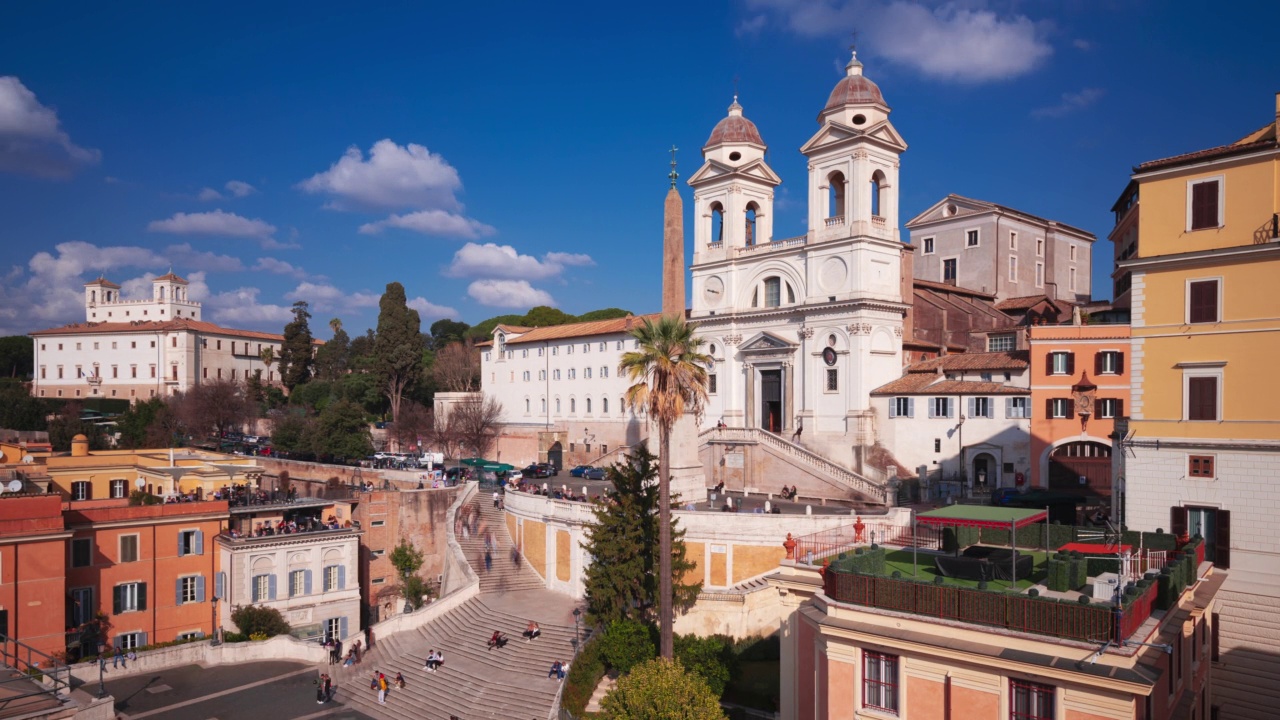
[198, 187, 223, 201]
[408, 296, 458, 321]
[467, 279, 556, 308]
[285, 282, 381, 312]
[359, 210, 495, 239]
[0, 76, 101, 178]
[744, 1, 1052, 83]
[202, 286, 294, 327]
[1072, 38, 1093, 51]
[1031, 87, 1105, 118]
[298, 139, 464, 211]
[225, 180, 256, 197]
[147, 209, 280, 246]
[164, 243, 246, 273]
[253, 257, 308, 278]
[445, 243, 594, 280]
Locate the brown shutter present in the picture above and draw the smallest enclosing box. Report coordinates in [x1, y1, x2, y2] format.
[1066, 352, 1075, 375]
[1190, 281, 1219, 323]
[1170, 506, 1188, 538]
[1094, 351, 1103, 375]
[1045, 352, 1054, 376]
[1189, 377, 1217, 421]
[1212, 612, 1220, 661]
[1215, 510, 1231, 569]
[1046, 398, 1055, 419]
[1116, 352, 1125, 375]
[1115, 399, 1124, 418]
[1191, 181, 1218, 230]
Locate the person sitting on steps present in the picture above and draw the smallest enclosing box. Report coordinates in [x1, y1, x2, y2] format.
[487, 630, 507, 650]
[548, 660, 563, 679]
[523, 621, 541, 642]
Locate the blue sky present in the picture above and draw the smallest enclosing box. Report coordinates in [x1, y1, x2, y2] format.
[2, 1, 1277, 338]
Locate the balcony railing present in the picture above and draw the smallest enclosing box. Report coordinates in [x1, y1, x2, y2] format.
[219, 526, 356, 545]
[824, 216, 845, 228]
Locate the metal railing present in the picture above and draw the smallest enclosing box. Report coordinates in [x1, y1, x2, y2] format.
[700, 426, 889, 504]
[791, 520, 937, 566]
[0, 636, 71, 705]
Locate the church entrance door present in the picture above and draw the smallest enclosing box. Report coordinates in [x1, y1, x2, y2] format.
[760, 369, 783, 433]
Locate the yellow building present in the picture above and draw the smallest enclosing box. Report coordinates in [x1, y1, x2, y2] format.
[1115, 93, 1280, 720]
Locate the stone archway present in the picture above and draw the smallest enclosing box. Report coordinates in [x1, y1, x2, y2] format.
[1045, 440, 1112, 496]
[971, 452, 999, 491]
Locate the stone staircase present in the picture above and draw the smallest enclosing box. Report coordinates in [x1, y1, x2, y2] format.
[330, 491, 580, 720]
[700, 426, 890, 504]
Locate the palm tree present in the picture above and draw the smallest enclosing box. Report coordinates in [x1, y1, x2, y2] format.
[259, 347, 275, 386]
[619, 314, 710, 658]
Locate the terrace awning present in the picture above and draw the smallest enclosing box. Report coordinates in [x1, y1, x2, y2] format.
[482, 463, 515, 473]
[916, 505, 1047, 530]
[460, 458, 492, 467]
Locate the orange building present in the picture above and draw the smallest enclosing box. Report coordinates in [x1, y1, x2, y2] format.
[1028, 324, 1131, 502]
[64, 499, 226, 651]
[0, 492, 71, 656]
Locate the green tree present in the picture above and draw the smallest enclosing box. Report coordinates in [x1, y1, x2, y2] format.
[230, 605, 291, 638]
[428, 319, 470, 349]
[600, 620, 657, 675]
[390, 538, 429, 610]
[522, 305, 575, 327]
[307, 399, 372, 460]
[374, 282, 423, 422]
[576, 308, 633, 322]
[582, 445, 701, 628]
[348, 328, 377, 371]
[600, 658, 727, 720]
[620, 315, 710, 658]
[47, 403, 106, 451]
[268, 410, 311, 456]
[278, 301, 314, 390]
[0, 336, 33, 378]
[0, 382, 48, 431]
[314, 318, 351, 381]
[115, 397, 166, 449]
[673, 635, 734, 698]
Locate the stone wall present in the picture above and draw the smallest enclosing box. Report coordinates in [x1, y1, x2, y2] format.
[350, 486, 459, 623]
[67, 633, 326, 684]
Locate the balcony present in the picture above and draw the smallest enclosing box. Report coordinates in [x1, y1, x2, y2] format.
[218, 525, 357, 546]
[736, 235, 807, 256]
[824, 216, 845, 228]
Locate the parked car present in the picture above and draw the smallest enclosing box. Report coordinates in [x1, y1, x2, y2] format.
[583, 467, 606, 480]
[569, 465, 592, 478]
[523, 463, 552, 479]
[990, 487, 1021, 506]
[538, 463, 559, 477]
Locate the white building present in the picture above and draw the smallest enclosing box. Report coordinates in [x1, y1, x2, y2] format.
[870, 351, 1032, 493]
[31, 272, 293, 402]
[689, 52, 909, 473]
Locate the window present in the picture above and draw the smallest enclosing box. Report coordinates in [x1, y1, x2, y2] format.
[1036, 238, 1044, 257]
[863, 651, 899, 713]
[929, 397, 953, 418]
[567, 345, 573, 354]
[525, 399, 530, 413]
[570, 398, 576, 413]
[119, 534, 139, 563]
[1006, 397, 1030, 419]
[1010, 679, 1055, 720]
[116, 631, 145, 651]
[922, 237, 935, 254]
[110, 479, 127, 499]
[522, 349, 528, 358]
[551, 346, 558, 356]
[582, 343, 590, 353]
[934, 438, 941, 453]
[323, 565, 344, 592]
[966, 229, 979, 247]
[290, 569, 309, 597]
[113, 582, 146, 614]
[764, 277, 781, 308]
[553, 370, 560, 380]
[825, 368, 838, 392]
[1176, 505, 1230, 567]
[71, 538, 92, 568]
[584, 367, 592, 379]
[890, 397, 914, 418]
[1189, 455, 1215, 479]
[522, 371, 530, 381]
[177, 576, 204, 605]
[942, 258, 957, 282]
[708, 374, 717, 394]
[71, 481, 92, 501]
[602, 398, 609, 414]
[1188, 178, 1222, 230]
[1010, 231, 1018, 250]
[178, 529, 203, 556]
[538, 370, 546, 381]
[1096, 351, 1123, 375]
[568, 369, 576, 380]
[988, 334, 1016, 352]
[1069, 268, 1077, 292]
[599, 342, 606, 352]
[1070, 244, 1077, 261]
[1048, 398, 1071, 419]
[131, 365, 137, 378]
[252, 574, 275, 602]
[1008, 255, 1018, 282]
[1188, 279, 1220, 323]
[57, 366, 63, 379]
[70, 587, 94, 626]
[556, 398, 561, 413]
[1035, 262, 1044, 287]
[1097, 398, 1122, 419]
[1047, 351, 1074, 375]
[617, 341, 623, 350]
[968, 397, 992, 419]
[1187, 375, 1219, 421]
[601, 366, 608, 378]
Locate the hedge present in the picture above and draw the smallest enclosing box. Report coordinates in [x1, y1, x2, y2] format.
[981, 524, 1046, 549]
[1046, 558, 1072, 592]
[834, 546, 886, 576]
[561, 633, 606, 717]
[942, 526, 980, 554]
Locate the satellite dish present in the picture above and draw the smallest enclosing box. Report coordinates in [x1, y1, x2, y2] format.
[7, 480, 22, 493]
[22, 455, 33, 464]
[136, 478, 147, 489]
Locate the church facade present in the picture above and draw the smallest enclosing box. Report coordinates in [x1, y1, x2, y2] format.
[689, 52, 911, 471]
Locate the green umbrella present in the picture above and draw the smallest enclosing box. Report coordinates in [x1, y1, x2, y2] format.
[483, 463, 516, 473]
[460, 457, 491, 467]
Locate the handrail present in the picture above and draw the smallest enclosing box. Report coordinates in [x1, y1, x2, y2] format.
[700, 426, 888, 504]
[0, 635, 71, 701]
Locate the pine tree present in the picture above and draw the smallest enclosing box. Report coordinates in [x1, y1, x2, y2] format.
[582, 444, 701, 627]
[374, 282, 422, 422]
[279, 301, 314, 390]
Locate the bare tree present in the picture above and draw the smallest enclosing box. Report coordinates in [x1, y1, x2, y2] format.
[452, 394, 504, 458]
[425, 408, 460, 459]
[176, 378, 252, 440]
[433, 340, 480, 393]
[389, 400, 431, 454]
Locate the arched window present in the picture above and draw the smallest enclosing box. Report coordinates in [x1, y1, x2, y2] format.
[764, 277, 782, 308]
[159, 286, 166, 300]
[710, 201, 725, 244]
[586, 398, 592, 414]
[556, 398, 561, 413]
[870, 170, 886, 218]
[541, 397, 547, 413]
[602, 397, 609, 414]
[709, 344, 717, 355]
[525, 398, 530, 413]
[745, 202, 759, 246]
[570, 398, 576, 413]
[828, 171, 846, 220]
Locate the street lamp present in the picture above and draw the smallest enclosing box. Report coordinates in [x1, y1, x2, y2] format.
[572, 608, 581, 654]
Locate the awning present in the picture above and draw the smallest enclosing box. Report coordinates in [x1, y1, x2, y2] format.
[459, 458, 492, 467]
[482, 463, 515, 473]
[916, 505, 1048, 530]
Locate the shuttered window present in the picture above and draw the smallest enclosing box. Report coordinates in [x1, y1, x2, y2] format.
[1187, 377, 1218, 421]
[1188, 280, 1219, 323]
[1190, 180, 1219, 230]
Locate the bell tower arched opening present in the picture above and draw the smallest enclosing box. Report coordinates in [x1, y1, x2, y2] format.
[710, 201, 725, 244]
[827, 171, 847, 222]
[870, 170, 886, 218]
[745, 202, 759, 246]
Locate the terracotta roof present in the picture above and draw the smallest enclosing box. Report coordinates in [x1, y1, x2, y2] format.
[1135, 123, 1276, 173]
[501, 313, 661, 345]
[906, 350, 1029, 373]
[705, 101, 765, 148]
[915, 194, 1095, 239]
[83, 277, 121, 289]
[994, 295, 1056, 311]
[824, 74, 885, 111]
[872, 374, 1028, 396]
[153, 272, 188, 284]
[29, 318, 321, 344]
[912, 279, 996, 300]
[494, 324, 532, 334]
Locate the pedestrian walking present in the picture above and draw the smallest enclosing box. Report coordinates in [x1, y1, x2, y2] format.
[484, 549, 492, 572]
[377, 672, 388, 705]
[791, 419, 803, 444]
[493, 490, 500, 508]
[316, 674, 327, 704]
[323, 674, 332, 702]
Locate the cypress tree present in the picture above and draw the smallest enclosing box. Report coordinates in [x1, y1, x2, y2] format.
[374, 282, 422, 423]
[279, 301, 314, 390]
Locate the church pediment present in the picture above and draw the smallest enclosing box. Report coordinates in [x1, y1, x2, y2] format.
[800, 119, 907, 155]
[738, 331, 798, 353]
[905, 195, 995, 228]
[688, 158, 782, 187]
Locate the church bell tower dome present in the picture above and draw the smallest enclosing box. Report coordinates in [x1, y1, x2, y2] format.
[821, 51, 887, 117]
[705, 98, 766, 149]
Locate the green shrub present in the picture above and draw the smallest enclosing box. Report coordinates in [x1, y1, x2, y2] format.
[230, 605, 290, 638]
[943, 526, 981, 553]
[1086, 557, 1121, 577]
[222, 631, 249, 643]
[674, 634, 735, 697]
[835, 545, 885, 575]
[1048, 523, 1075, 550]
[562, 633, 606, 716]
[729, 634, 779, 662]
[1046, 558, 1071, 592]
[600, 619, 656, 675]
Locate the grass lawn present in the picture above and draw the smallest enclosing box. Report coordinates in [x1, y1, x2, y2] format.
[882, 548, 1049, 591]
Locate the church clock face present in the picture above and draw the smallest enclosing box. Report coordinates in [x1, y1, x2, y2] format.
[703, 276, 724, 306]
[822, 347, 838, 366]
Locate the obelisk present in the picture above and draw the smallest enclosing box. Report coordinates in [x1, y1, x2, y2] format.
[661, 147, 708, 504]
